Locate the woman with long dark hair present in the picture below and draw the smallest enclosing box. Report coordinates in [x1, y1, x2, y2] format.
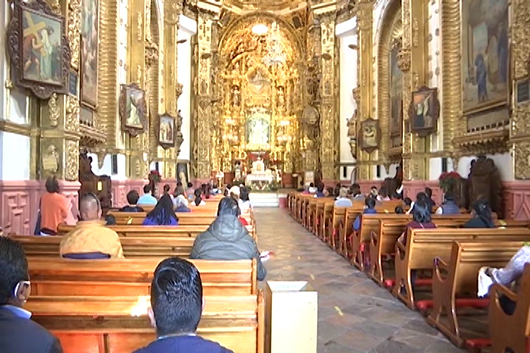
[464, 199, 495, 228]
[193, 188, 205, 206]
[142, 194, 178, 225]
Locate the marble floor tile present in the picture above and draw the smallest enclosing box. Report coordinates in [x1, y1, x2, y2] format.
[254, 208, 466, 352]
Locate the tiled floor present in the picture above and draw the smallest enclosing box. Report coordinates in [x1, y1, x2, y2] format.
[254, 208, 465, 353]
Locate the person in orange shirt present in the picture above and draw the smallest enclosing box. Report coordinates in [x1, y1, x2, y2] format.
[39, 176, 68, 235]
[60, 194, 124, 259]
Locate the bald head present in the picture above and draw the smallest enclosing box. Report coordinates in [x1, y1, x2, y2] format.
[79, 194, 101, 221]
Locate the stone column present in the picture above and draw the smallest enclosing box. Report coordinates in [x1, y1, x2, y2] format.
[356, 0, 373, 181]
[317, 10, 339, 183]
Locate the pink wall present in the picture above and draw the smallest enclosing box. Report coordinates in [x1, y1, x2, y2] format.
[111, 180, 148, 208]
[402, 180, 443, 205]
[0, 180, 80, 236]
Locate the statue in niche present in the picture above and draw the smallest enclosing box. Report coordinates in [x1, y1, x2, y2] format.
[231, 85, 241, 107]
[277, 86, 285, 109]
[346, 110, 357, 137]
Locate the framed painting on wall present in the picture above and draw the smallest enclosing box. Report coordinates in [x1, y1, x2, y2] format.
[176, 162, 189, 187]
[7, 0, 71, 99]
[359, 118, 381, 154]
[408, 86, 440, 137]
[461, 0, 509, 114]
[158, 113, 175, 149]
[119, 83, 147, 136]
[80, 0, 99, 108]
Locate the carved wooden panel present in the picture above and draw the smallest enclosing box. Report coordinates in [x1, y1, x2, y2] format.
[1, 191, 31, 235]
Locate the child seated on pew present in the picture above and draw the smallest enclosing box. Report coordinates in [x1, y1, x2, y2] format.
[0, 237, 64, 353]
[134, 257, 233, 353]
[353, 197, 377, 231]
[143, 195, 179, 226]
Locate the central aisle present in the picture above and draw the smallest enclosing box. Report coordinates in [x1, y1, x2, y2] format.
[254, 208, 464, 353]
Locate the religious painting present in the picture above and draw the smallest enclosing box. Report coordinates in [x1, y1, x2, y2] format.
[359, 118, 381, 154]
[246, 108, 271, 150]
[176, 162, 189, 187]
[119, 83, 147, 136]
[158, 113, 175, 149]
[408, 86, 440, 136]
[68, 70, 78, 96]
[79, 106, 93, 125]
[7, 0, 70, 99]
[80, 0, 99, 108]
[389, 46, 403, 136]
[462, 0, 509, 114]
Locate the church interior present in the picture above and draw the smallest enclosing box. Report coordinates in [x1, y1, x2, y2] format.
[0, 0, 529, 351]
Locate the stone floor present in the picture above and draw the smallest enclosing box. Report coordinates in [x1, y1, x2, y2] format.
[254, 208, 465, 353]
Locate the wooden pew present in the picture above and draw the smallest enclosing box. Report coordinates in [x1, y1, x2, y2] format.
[485, 263, 530, 353]
[427, 241, 525, 347]
[57, 224, 257, 241]
[12, 235, 195, 259]
[28, 258, 258, 296]
[26, 293, 265, 353]
[109, 211, 253, 226]
[368, 217, 475, 286]
[392, 227, 530, 309]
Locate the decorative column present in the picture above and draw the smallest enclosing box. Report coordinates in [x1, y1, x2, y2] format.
[317, 9, 339, 182]
[126, 0, 148, 179]
[356, 0, 373, 181]
[193, 5, 217, 182]
[401, 0, 428, 180]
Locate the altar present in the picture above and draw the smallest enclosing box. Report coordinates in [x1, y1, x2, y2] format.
[245, 158, 277, 190]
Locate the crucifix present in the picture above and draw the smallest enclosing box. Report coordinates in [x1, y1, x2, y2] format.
[23, 12, 47, 56]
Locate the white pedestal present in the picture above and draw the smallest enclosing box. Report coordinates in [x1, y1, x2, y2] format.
[265, 281, 318, 353]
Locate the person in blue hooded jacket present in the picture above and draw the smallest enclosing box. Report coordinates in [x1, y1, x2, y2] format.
[133, 257, 233, 353]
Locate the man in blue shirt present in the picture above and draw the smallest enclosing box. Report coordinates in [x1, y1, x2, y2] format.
[138, 184, 158, 205]
[353, 197, 378, 231]
[134, 257, 233, 353]
[0, 237, 63, 353]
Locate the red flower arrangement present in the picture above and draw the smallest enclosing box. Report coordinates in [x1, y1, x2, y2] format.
[438, 171, 461, 192]
[148, 170, 162, 183]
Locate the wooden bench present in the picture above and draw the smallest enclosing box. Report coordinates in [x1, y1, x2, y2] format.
[26, 293, 264, 353]
[57, 224, 257, 241]
[12, 235, 195, 259]
[484, 263, 530, 353]
[392, 227, 530, 309]
[28, 258, 258, 296]
[368, 218, 471, 286]
[427, 240, 527, 347]
[108, 211, 253, 226]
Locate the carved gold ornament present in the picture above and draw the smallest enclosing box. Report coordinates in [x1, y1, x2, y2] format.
[65, 140, 79, 181]
[48, 93, 60, 127]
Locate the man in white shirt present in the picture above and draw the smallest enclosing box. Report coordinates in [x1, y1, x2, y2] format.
[138, 185, 157, 205]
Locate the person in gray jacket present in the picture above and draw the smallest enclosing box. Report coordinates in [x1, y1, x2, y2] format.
[190, 197, 267, 281]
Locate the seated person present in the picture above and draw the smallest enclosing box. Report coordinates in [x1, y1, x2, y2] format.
[239, 187, 252, 215]
[424, 187, 436, 211]
[334, 188, 353, 207]
[0, 237, 64, 353]
[314, 183, 326, 198]
[133, 257, 233, 353]
[395, 206, 405, 214]
[192, 189, 206, 206]
[369, 185, 378, 198]
[120, 190, 144, 212]
[185, 182, 195, 200]
[307, 182, 317, 194]
[377, 186, 390, 202]
[398, 200, 436, 244]
[353, 197, 377, 231]
[333, 183, 342, 197]
[463, 199, 495, 228]
[435, 193, 460, 215]
[173, 188, 191, 213]
[60, 194, 124, 259]
[138, 184, 157, 205]
[484, 245, 530, 315]
[407, 192, 427, 215]
[190, 197, 266, 281]
[143, 195, 179, 226]
[350, 183, 365, 201]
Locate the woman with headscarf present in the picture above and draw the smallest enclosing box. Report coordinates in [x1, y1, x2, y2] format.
[142, 194, 179, 225]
